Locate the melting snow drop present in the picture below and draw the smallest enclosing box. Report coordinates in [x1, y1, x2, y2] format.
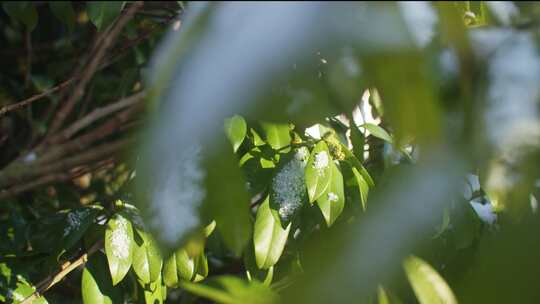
[313, 151, 329, 170]
[327, 192, 339, 202]
[110, 217, 131, 259]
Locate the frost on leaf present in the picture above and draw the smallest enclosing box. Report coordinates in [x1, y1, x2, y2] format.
[110, 216, 131, 259]
[327, 192, 339, 202]
[294, 146, 309, 165]
[63, 209, 91, 237]
[313, 151, 329, 170]
[270, 158, 307, 225]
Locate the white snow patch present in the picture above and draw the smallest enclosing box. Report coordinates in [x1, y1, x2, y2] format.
[63, 209, 91, 237]
[327, 192, 339, 202]
[486, 2, 518, 25]
[151, 145, 204, 245]
[273, 159, 306, 220]
[470, 198, 497, 225]
[110, 216, 131, 259]
[313, 151, 329, 170]
[398, 1, 437, 48]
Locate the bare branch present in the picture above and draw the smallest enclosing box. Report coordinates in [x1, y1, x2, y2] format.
[47, 2, 144, 135]
[21, 240, 104, 304]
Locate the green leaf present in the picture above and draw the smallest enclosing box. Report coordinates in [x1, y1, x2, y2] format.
[316, 162, 345, 227]
[192, 251, 209, 282]
[340, 142, 375, 187]
[378, 286, 390, 304]
[181, 275, 278, 304]
[86, 1, 124, 31]
[261, 122, 291, 150]
[132, 229, 163, 284]
[104, 213, 134, 286]
[49, 2, 75, 31]
[62, 207, 100, 253]
[143, 273, 165, 304]
[254, 197, 291, 269]
[163, 253, 179, 288]
[305, 141, 332, 203]
[176, 248, 195, 281]
[349, 121, 365, 162]
[82, 254, 123, 304]
[269, 155, 308, 225]
[225, 115, 247, 152]
[2, 2, 38, 31]
[250, 128, 266, 146]
[361, 123, 393, 143]
[201, 141, 253, 257]
[8, 279, 48, 304]
[352, 167, 370, 211]
[403, 256, 457, 304]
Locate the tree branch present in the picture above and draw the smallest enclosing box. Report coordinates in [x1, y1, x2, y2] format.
[0, 79, 74, 116]
[47, 1, 143, 136]
[20, 240, 104, 304]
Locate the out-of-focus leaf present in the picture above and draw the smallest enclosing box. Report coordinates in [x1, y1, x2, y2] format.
[361, 123, 392, 143]
[225, 115, 247, 152]
[305, 141, 332, 203]
[284, 152, 464, 304]
[181, 275, 278, 304]
[202, 140, 253, 256]
[2, 2, 38, 31]
[316, 162, 345, 226]
[49, 2, 75, 31]
[377, 286, 390, 304]
[82, 254, 123, 304]
[104, 213, 134, 286]
[352, 167, 369, 210]
[254, 197, 291, 269]
[403, 255, 457, 304]
[261, 122, 291, 150]
[132, 229, 162, 284]
[86, 1, 124, 31]
[269, 154, 308, 225]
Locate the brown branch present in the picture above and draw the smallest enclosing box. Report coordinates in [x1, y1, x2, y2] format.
[0, 138, 133, 191]
[47, 1, 144, 136]
[0, 79, 74, 116]
[0, 6, 173, 119]
[39, 104, 141, 162]
[0, 157, 117, 200]
[21, 240, 104, 304]
[51, 91, 145, 143]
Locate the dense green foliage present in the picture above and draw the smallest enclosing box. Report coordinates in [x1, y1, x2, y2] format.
[1, 2, 540, 303]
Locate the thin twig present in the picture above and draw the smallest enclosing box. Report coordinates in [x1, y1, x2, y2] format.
[0, 138, 132, 190]
[20, 240, 104, 304]
[54, 91, 145, 142]
[0, 79, 74, 116]
[0, 157, 117, 199]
